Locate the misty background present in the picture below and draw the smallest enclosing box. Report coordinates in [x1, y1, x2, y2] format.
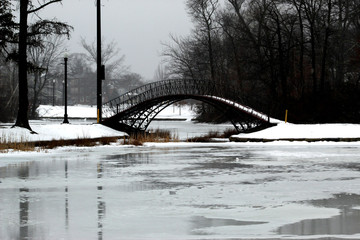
[40, 0, 192, 80]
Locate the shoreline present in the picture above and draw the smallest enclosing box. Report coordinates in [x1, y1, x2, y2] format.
[230, 137, 360, 143]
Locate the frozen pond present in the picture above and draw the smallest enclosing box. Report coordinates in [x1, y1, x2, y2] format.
[1, 141, 360, 239]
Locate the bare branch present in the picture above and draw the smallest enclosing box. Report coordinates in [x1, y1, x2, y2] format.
[27, 0, 62, 14]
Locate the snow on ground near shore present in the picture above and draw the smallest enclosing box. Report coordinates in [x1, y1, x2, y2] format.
[232, 122, 360, 140]
[1, 104, 194, 142]
[0, 122, 126, 142]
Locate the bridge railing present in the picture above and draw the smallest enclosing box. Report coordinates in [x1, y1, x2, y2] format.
[103, 78, 240, 118]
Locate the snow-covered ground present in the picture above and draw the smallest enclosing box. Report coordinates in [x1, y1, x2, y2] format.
[1, 104, 360, 143]
[232, 122, 360, 141]
[0, 122, 126, 143]
[34, 104, 360, 142]
[0, 104, 195, 142]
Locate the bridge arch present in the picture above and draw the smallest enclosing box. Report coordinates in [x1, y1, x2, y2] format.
[101, 79, 275, 134]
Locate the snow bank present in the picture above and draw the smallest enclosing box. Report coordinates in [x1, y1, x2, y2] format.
[231, 122, 360, 141]
[0, 123, 126, 142]
[37, 105, 97, 118]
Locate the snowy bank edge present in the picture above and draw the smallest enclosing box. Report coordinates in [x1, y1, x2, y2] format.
[230, 123, 360, 142]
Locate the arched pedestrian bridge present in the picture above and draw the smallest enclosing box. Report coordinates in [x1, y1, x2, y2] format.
[101, 79, 276, 134]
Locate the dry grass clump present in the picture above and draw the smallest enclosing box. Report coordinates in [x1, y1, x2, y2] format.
[37, 136, 120, 149]
[221, 128, 239, 138]
[187, 128, 238, 142]
[0, 142, 36, 152]
[0, 133, 36, 152]
[0, 134, 121, 152]
[123, 128, 179, 146]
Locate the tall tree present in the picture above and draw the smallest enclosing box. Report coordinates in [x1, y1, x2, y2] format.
[186, 0, 219, 81]
[14, 0, 72, 131]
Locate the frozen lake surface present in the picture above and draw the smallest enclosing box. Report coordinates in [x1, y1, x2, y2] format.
[1, 141, 360, 239]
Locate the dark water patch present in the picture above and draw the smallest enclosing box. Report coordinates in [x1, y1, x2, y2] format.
[277, 208, 360, 235]
[186, 159, 253, 171]
[187, 204, 237, 210]
[307, 193, 360, 209]
[117, 180, 195, 192]
[104, 153, 152, 168]
[147, 180, 194, 190]
[200, 162, 253, 170]
[277, 193, 360, 236]
[323, 177, 359, 182]
[329, 162, 360, 172]
[190, 216, 267, 234]
[236, 176, 283, 185]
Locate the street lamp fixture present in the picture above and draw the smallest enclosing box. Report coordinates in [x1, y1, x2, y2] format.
[63, 54, 69, 124]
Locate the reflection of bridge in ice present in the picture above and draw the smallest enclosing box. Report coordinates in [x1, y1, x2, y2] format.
[102, 79, 276, 134]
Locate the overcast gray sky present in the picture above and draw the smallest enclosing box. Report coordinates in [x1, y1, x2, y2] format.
[40, 0, 193, 79]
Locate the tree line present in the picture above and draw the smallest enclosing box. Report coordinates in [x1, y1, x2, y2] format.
[163, 0, 360, 123]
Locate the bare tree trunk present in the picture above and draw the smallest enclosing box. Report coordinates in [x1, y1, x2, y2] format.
[320, 0, 332, 92]
[275, 13, 288, 104]
[207, 26, 216, 81]
[14, 0, 32, 131]
[293, 0, 305, 98]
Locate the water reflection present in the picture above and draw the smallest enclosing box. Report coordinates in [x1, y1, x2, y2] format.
[277, 194, 360, 235]
[97, 163, 105, 240]
[19, 188, 29, 240]
[104, 152, 152, 169]
[18, 166, 30, 240]
[65, 160, 69, 229]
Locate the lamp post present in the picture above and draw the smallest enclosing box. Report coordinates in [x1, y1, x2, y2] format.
[52, 79, 56, 106]
[63, 55, 69, 124]
[97, 0, 102, 123]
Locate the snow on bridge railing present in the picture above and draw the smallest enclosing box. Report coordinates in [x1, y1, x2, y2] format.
[205, 96, 270, 122]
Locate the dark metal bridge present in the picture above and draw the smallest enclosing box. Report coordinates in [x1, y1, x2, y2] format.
[101, 79, 275, 134]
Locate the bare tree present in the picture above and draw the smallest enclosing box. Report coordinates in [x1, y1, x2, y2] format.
[14, 0, 72, 131]
[27, 35, 66, 118]
[153, 64, 170, 81]
[0, 48, 18, 122]
[80, 37, 128, 79]
[162, 35, 198, 79]
[186, 0, 219, 81]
